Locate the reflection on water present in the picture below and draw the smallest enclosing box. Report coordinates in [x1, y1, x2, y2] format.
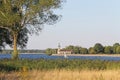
[0, 53, 120, 61]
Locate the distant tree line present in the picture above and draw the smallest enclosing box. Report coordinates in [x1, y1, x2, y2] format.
[46, 43, 120, 54]
[0, 50, 45, 54]
[46, 48, 57, 55]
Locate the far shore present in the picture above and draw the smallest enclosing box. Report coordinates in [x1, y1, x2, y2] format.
[19, 53, 44, 54]
[52, 54, 120, 57]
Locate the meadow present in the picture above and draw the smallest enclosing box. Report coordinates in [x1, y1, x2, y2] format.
[1, 59, 120, 80]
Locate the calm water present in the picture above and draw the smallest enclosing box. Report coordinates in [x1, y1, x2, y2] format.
[0, 53, 120, 61]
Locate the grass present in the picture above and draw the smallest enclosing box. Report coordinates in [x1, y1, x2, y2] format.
[1, 70, 120, 80]
[0, 59, 120, 80]
[1, 59, 120, 72]
[28, 70, 120, 80]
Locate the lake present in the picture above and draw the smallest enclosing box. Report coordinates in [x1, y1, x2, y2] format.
[0, 53, 120, 61]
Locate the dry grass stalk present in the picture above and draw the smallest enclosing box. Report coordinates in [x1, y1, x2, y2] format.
[1, 70, 120, 80]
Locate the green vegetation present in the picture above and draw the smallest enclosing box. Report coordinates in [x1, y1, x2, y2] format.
[46, 43, 120, 54]
[0, 49, 45, 54]
[93, 43, 104, 53]
[104, 46, 113, 54]
[45, 48, 57, 55]
[113, 43, 120, 53]
[1, 59, 120, 72]
[0, 0, 63, 59]
[88, 47, 96, 54]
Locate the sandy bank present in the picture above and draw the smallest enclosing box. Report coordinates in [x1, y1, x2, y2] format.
[52, 54, 120, 57]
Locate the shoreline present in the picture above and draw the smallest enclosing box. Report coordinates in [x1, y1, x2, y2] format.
[52, 54, 120, 57]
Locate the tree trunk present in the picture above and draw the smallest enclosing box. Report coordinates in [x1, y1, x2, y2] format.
[12, 33, 18, 59]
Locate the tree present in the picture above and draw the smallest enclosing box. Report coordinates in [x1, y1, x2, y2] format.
[88, 47, 96, 54]
[45, 48, 53, 55]
[104, 46, 113, 54]
[65, 45, 74, 50]
[0, 28, 28, 50]
[80, 48, 88, 54]
[73, 46, 81, 54]
[116, 46, 120, 54]
[0, 28, 11, 51]
[94, 43, 104, 53]
[46, 48, 57, 55]
[113, 43, 120, 54]
[0, 0, 63, 59]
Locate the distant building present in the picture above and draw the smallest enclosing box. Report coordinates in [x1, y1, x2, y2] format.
[57, 43, 72, 54]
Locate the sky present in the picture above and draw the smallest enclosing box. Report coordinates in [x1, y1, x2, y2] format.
[27, 0, 120, 49]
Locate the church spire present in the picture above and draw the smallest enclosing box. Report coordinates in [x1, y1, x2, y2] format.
[58, 43, 61, 54]
[58, 43, 61, 49]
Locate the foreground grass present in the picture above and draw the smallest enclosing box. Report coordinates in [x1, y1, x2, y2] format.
[0, 70, 120, 80]
[1, 59, 120, 80]
[1, 59, 120, 72]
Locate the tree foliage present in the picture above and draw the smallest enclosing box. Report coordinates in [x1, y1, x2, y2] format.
[0, 28, 11, 50]
[0, 0, 63, 59]
[0, 28, 28, 50]
[46, 48, 57, 55]
[73, 46, 81, 54]
[116, 46, 120, 54]
[88, 47, 96, 54]
[46, 43, 120, 54]
[66, 45, 74, 50]
[94, 43, 104, 53]
[104, 46, 113, 54]
[113, 43, 120, 54]
[80, 48, 88, 54]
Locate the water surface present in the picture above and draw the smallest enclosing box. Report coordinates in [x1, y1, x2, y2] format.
[0, 53, 120, 61]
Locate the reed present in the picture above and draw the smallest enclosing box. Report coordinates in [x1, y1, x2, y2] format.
[30, 70, 120, 80]
[0, 70, 120, 80]
[0, 59, 120, 80]
[1, 59, 120, 72]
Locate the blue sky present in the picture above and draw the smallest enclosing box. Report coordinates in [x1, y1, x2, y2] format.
[27, 0, 120, 49]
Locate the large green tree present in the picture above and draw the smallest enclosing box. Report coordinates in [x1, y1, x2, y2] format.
[94, 43, 104, 53]
[0, 0, 63, 59]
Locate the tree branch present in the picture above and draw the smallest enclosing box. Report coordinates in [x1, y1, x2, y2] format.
[0, 26, 11, 31]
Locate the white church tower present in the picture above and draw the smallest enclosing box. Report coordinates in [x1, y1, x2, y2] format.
[57, 43, 61, 54]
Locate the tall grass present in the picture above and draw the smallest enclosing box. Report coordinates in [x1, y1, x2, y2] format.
[1, 59, 120, 80]
[29, 70, 120, 80]
[1, 59, 120, 72]
[0, 70, 120, 80]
